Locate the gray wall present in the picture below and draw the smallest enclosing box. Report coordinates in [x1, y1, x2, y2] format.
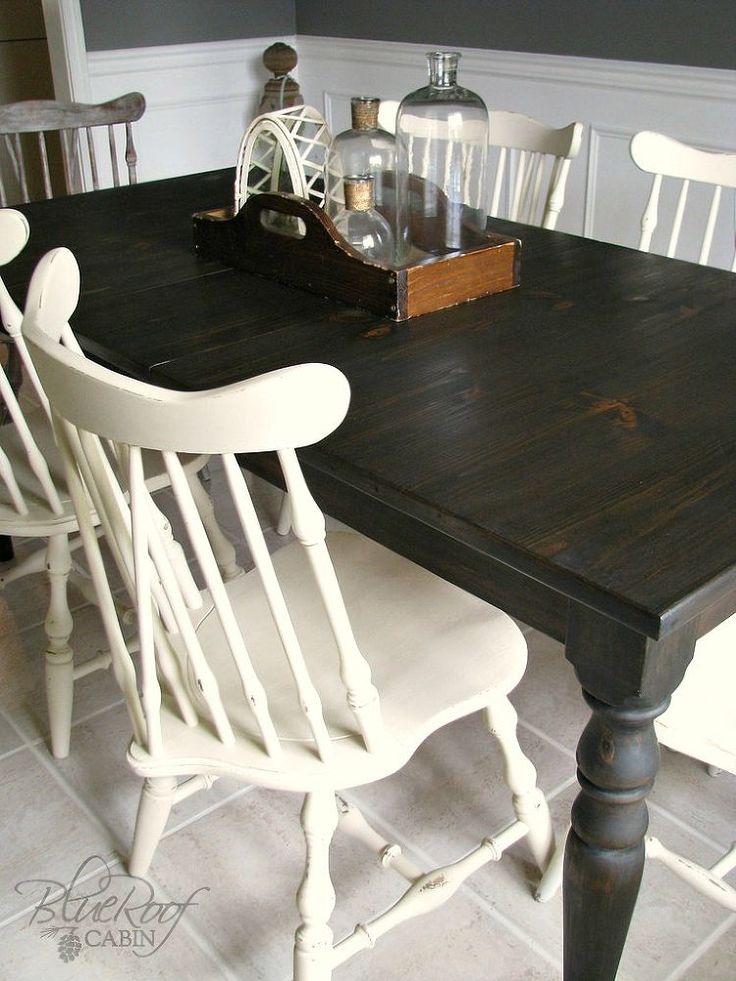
[79, 0, 736, 70]
[295, 1, 736, 71]
[80, 0, 295, 51]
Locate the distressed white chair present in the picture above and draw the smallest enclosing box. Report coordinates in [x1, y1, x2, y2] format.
[630, 130, 736, 270]
[0, 210, 238, 758]
[647, 613, 736, 910]
[486, 111, 584, 230]
[0, 92, 145, 205]
[377, 101, 583, 230]
[25, 245, 556, 979]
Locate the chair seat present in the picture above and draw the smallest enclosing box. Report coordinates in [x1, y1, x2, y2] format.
[0, 401, 77, 534]
[655, 612, 736, 774]
[128, 531, 527, 792]
[0, 400, 209, 536]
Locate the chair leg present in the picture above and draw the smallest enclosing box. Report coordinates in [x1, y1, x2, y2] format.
[276, 491, 291, 536]
[646, 836, 736, 912]
[44, 534, 74, 759]
[128, 776, 178, 878]
[535, 833, 566, 902]
[485, 694, 555, 873]
[294, 790, 339, 981]
[186, 469, 241, 580]
[0, 534, 13, 561]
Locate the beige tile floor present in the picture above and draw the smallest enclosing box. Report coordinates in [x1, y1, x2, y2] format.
[0, 472, 734, 980]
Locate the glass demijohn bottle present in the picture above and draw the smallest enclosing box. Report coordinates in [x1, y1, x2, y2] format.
[395, 52, 489, 260]
[333, 175, 394, 265]
[324, 97, 396, 219]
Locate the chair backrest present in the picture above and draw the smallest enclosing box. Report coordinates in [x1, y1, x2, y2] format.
[0, 209, 70, 518]
[377, 99, 399, 135]
[23, 247, 385, 765]
[0, 92, 145, 205]
[630, 130, 736, 270]
[375, 101, 583, 229]
[487, 111, 583, 230]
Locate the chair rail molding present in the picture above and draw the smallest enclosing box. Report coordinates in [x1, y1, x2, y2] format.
[80, 33, 735, 266]
[86, 36, 296, 182]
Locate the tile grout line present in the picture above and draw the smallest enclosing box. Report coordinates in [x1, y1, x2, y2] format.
[133, 867, 243, 981]
[11, 591, 96, 638]
[545, 773, 579, 802]
[0, 692, 126, 757]
[662, 911, 736, 981]
[0, 851, 128, 931]
[0, 705, 34, 762]
[161, 783, 257, 839]
[0, 710, 128, 855]
[1, 844, 240, 981]
[516, 716, 578, 761]
[647, 797, 734, 854]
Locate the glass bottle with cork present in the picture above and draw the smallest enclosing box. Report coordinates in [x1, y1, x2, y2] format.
[324, 97, 396, 221]
[333, 174, 394, 266]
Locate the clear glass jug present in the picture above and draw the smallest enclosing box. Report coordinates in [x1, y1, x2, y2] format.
[395, 52, 489, 261]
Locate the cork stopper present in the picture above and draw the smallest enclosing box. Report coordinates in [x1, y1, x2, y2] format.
[350, 96, 380, 131]
[343, 175, 375, 211]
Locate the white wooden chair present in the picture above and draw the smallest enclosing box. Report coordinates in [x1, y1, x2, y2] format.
[486, 111, 584, 230]
[630, 130, 736, 270]
[0, 92, 145, 205]
[647, 613, 736, 910]
[0, 210, 238, 758]
[24, 245, 556, 979]
[537, 614, 736, 911]
[377, 101, 583, 230]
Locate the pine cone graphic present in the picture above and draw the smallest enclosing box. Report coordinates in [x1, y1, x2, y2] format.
[57, 932, 83, 962]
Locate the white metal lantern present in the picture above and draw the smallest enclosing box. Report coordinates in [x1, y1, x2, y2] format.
[234, 105, 332, 213]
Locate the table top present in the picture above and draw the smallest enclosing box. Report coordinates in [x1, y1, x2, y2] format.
[10, 168, 736, 646]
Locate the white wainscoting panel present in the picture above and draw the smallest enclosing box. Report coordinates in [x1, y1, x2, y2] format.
[86, 36, 292, 184]
[84, 35, 736, 269]
[296, 37, 736, 269]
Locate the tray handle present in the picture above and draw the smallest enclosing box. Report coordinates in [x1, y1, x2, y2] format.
[238, 191, 369, 261]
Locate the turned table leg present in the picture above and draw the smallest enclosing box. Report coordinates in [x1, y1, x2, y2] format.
[562, 605, 699, 980]
[563, 691, 666, 980]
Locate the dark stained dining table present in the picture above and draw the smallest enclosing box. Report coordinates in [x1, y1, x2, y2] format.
[8, 168, 736, 980]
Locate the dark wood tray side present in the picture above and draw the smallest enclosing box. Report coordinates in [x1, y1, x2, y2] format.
[193, 191, 520, 321]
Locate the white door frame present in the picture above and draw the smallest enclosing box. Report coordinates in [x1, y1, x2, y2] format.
[41, 0, 91, 103]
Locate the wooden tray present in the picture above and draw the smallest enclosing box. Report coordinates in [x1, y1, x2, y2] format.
[193, 191, 521, 321]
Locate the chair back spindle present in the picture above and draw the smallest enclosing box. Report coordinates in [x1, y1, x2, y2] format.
[0, 209, 65, 518]
[630, 130, 736, 270]
[377, 102, 582, 230]
[487, 111, 583, 230]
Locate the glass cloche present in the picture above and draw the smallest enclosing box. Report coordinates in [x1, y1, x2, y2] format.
[395, 52, 489, 261]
